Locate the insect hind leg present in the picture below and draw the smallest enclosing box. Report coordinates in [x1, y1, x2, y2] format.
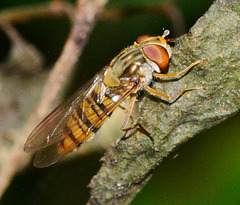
[120, 94, 159, 151]
[121, 122, 159, 152]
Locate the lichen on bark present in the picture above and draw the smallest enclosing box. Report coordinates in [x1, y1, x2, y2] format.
[88, 0, 240, 204]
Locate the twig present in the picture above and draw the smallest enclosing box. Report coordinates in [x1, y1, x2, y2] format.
[0, 1, 75, 23]
[0, 21, 44, 73]
[0, 0, 108, 198]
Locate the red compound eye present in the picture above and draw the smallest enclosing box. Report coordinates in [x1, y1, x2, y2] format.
[136, 35, 153, 44]
[142, 44, 169, 72]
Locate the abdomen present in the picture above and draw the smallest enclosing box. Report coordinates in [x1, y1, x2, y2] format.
[58, 90, 114, 153]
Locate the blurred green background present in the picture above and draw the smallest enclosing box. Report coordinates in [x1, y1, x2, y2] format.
[1, 0, 240, 204]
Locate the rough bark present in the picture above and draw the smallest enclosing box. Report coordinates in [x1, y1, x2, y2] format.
[88, 0, 240, 204]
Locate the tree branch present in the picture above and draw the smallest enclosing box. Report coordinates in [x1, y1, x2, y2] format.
[88, 0, 240, 204]
[0, 1, 75, 23]
[0, 0, 108, 198]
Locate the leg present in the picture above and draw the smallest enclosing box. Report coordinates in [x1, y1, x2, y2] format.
[145, 86, 207, 104]
[119, 103, 135, 124]
[121, 94, 158, 151]
[153, 59, 208, 80]
[121, 122, 158, 151]
[166, 38, 175, 43]
[121, 93, 138, 131]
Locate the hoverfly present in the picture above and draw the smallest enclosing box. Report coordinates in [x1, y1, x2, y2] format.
[24, 30, 206, 168]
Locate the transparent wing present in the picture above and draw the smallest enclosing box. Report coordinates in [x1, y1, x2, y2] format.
[24, 77, 97, 153]
[32, 83, 137, 168]
[33, 141, 77, 167]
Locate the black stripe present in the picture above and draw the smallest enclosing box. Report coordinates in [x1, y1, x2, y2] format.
[91, 126, 100, 133]
[105, 93, 113, 100]
[76, 105, 99, 133]
[91, 91, 112, 116]
[67, 128, 78, 145]
[86, 97, 101, 117]
[71, 113, 85, 133]
[70, 114, 84, 148]
[59, 139, 64, 148]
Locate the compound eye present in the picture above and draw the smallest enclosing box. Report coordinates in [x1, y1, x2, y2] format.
[142, 44, 169, 72]
[136, 35, 153, 44]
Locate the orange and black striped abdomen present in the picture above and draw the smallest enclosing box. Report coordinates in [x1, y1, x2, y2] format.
[58, 90, 114, 153]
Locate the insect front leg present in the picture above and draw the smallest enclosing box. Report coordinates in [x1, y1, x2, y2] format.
[145, 86, 207, 104]
[153, 59, 208, 80]
[120, 94, 158, 151]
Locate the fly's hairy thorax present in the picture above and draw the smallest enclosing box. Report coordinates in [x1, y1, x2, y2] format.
[110, 46, 155, 90]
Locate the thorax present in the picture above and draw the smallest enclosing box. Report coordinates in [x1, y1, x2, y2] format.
[106, 45, 155, 91]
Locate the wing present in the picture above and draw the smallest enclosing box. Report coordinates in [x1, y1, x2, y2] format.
[25, 71, 137, 168]
[24, 77, 97, 153]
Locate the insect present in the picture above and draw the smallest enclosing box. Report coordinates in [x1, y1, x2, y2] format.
[24, 30, 206, 168]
